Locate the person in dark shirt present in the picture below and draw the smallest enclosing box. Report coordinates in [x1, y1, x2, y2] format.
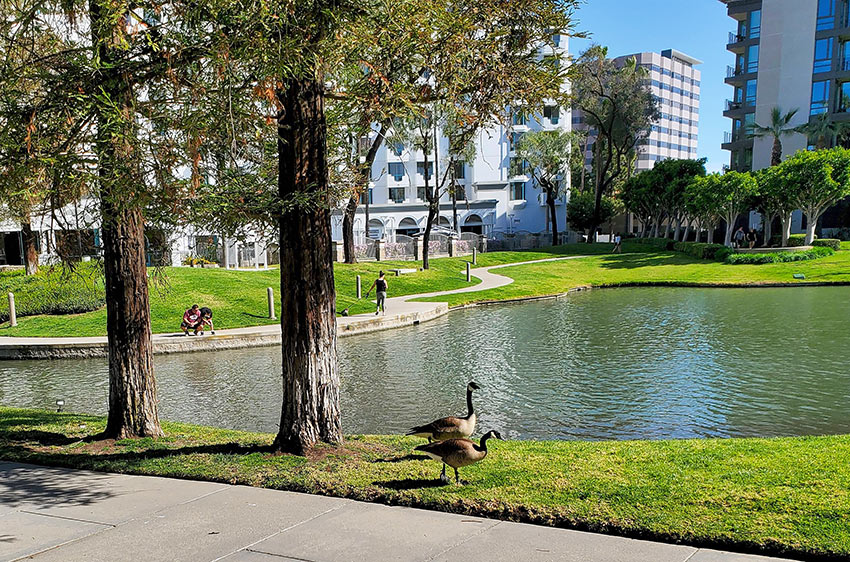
[366, 271, 388, 315]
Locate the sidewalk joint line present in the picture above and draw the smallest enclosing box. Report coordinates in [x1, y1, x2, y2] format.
[18, 509, 116, 528]
[424, 519, 504, 561]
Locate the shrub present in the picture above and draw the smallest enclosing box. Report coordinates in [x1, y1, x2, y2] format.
[813, 238, 841, 250]
[672, 241, 729, 260]
[786, 234, 809, 247]
[714, 247, 734, 262]
[182, 255, 214, 266]
[725, 246, 834, 265]
[0, 264, 105, 323]
[633, 237, 674, 251]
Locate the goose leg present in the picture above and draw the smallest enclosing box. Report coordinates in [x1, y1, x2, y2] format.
[454, 467, 467, 486]
[439, 463, 449, 483]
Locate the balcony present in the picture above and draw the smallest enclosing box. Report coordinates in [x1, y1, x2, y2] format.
[725, 99, 743, 111]
[726, 31, 747, 53]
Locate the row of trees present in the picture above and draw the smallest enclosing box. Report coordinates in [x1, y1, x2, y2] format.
[621, 148, 850, 247]
[0, 0, 580, 451]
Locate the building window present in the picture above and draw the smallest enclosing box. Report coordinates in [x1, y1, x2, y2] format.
[416, 161, 433, 180]
[359, 188, 373, 205]
[747, 45, 759, 74]
[510, 131, 524, 149]
[734, 86, 743, 103]
[811, 80, 830, 115]
[543, 105, 560, 124]
[745, 79, 757, 105]
[818, 0, 836, 30]
[750, 9, 761, 38]
[512, 109, 528, 126]
[814, 38, 834, 73]
[838, 82, 850, 112]
[744, 112, 755, 136]
[510, 157, 528, 176]
[510, 181, 526, 201]
[387, 162, 405, 181]
[417, 186, 427, 201]
[737, 18, 747, 40]
[393, 142, 404, 156]
[388, 187, 405, 203]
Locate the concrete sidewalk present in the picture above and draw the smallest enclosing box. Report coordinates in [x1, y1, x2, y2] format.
[0, 256, 585, 359]
[0, 461, 796, 562]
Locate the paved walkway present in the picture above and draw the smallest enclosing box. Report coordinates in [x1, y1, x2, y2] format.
[0, 257, 585, 359]
[0, 461, 795, 562]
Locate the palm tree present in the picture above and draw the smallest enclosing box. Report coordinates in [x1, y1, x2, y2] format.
[748, 107, 799, 166]
[796, 113, 850, 150]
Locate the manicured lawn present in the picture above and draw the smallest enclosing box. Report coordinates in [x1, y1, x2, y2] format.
[417, 243, 850, 307]
[1, 407, 848, 559]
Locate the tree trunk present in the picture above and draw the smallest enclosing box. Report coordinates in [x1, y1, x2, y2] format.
[21, 222, 39, 275]
[422, 201, 437, 270]
[673, 215, 682, 242]
[274, 76, 342, 455]
[771, 137, 782, 167]
[547, 189, 559, 246]
[587, 138, 604, 243]
[342, 194, 358, 263]
[804, 208, 820, 245]
[762, 212, 774, 247]
[663, 217, 671, 239]
[780, 212, 792, 246]
[89, 0, 162, 440]
[724, 217, 735, 247]
[707, 224, 715, 244]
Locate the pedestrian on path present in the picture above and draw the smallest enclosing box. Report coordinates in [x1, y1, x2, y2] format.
[365, 271, 388, 315]
[612, 232, 622, 254]
[734, 227, 745, 249]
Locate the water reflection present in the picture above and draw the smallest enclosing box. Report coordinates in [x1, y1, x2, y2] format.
[2, 287, 849, 440]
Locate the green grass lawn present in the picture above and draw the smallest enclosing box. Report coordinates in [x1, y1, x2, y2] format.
[417, 243, 850, 307]
[1, 407, 847, 559]
[3, 242, 850, 337]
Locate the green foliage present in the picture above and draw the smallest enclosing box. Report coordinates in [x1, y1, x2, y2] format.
[566, 191, 616, 233]
[632, 237, 674, 251]
[0, 264, 104, 323]
[813, 238, 841, 250]
[725, 247, 834, 265]
[673, 241, 729, 261]
[786, 234, 809, 247]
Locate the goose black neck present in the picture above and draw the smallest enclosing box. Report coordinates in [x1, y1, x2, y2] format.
[479, 433, 491, 451]
[466, 388, 474, 418]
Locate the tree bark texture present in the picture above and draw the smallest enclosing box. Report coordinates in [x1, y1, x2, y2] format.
[274, 76, 342, 455]
[771, 137, 782, 167]
[21, 222, 39, 275]
[342, 194, 358, 263]
[547, 189, 559, 246]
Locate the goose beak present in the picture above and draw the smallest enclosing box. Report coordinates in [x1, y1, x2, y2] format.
[469, 382, 481, 390]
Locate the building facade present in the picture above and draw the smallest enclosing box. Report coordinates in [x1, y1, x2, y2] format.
[720, 0, 843, 171]
[330, 35, 572, 244]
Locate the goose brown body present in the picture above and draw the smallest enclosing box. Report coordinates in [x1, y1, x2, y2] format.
[415, 430, 502, 484]
[407, 382, 480, 442]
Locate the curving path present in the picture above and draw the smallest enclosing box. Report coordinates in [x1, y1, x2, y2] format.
[0, 256, 586, 359]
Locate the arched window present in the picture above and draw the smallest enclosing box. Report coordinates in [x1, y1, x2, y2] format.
[368, 219, 385, 239]
[396, 217, 419, 237]
[462, 214, 483, 234]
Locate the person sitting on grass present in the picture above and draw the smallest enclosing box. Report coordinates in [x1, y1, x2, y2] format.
[181, 304, 201, 336]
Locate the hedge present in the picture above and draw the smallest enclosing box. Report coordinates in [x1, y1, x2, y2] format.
[632, 237, 675, 251]
[634, 237, 730, 261]
[0, 264, 105, 323]
[813, 238, 841, 250]
[725, 246, 835, 265]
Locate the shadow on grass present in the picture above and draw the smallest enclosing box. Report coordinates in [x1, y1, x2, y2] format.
[373, 478, 448, 490]
[595, 252, 696, 270]
[371, 454, 430, 463]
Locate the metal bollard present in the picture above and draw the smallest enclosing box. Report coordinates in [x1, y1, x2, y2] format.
[356, 275, 362, 299]
[466, 262, 471, 283]
[8, 292, 16, 327]
[472, 248, 477, 265]
[267, 287, 276, 319]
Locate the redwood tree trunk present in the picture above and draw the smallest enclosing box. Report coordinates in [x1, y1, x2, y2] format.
[21, 222, 39, 275]
[342, 194, 358, 263]
[92, 0, 162, 439]
[274, 76, 342, 455]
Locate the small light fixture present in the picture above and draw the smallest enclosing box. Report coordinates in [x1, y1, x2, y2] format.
[56, 399, 65, 412]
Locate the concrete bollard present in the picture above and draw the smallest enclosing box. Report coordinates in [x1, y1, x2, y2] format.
[267, 287, 276, 319]
[466, 262, 471, 283]
[356, 275, 362, 299]
[472, 248, 477, 265]
[8, 292, 16, 327]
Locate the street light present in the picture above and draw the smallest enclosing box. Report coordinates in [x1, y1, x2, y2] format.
[56, 399, 65, 412]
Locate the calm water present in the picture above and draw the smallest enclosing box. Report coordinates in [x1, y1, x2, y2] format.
[2, 287, 849, 440]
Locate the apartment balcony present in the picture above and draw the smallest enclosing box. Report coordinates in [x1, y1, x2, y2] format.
[721, 131, 753, 151]
[724, 65, 747, 85]
[727, 32, 748, 51]
[723, 98, 752, 118]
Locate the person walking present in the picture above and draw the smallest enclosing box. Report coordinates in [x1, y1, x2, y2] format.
[734, 227, 745, 249]
[612, 232, 622, 254]
[747, 228, 757, 249]
[365, 271, 388, 315]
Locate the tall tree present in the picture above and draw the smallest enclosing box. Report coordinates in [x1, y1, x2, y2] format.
[780, 148, 850, 244]
[748, 106, 800, 166]
[711, 171, 758, 246]
[572, 46, 659, 242]
[795, 113, 850, 151]
[513, 130, 572, 245]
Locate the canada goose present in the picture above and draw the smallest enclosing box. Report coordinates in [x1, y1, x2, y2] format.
[406, 382, 481, 442]
[415, 429, 503, 484]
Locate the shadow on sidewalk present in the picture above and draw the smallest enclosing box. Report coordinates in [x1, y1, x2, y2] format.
[372, 478, 448, 490]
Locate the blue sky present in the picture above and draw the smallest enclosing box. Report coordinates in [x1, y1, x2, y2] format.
[571, 0, 732, 172]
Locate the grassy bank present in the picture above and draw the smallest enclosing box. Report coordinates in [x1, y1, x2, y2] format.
[3, 241, 850, 337]
[417, 243, 850, 308]
[1, 407, 848, 559]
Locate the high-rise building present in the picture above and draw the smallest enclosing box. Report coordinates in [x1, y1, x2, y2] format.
[573, 49, 702, 173]
[720, 0, 845, 171]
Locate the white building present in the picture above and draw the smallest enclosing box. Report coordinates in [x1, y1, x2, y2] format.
[330, 35, 572, 244]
